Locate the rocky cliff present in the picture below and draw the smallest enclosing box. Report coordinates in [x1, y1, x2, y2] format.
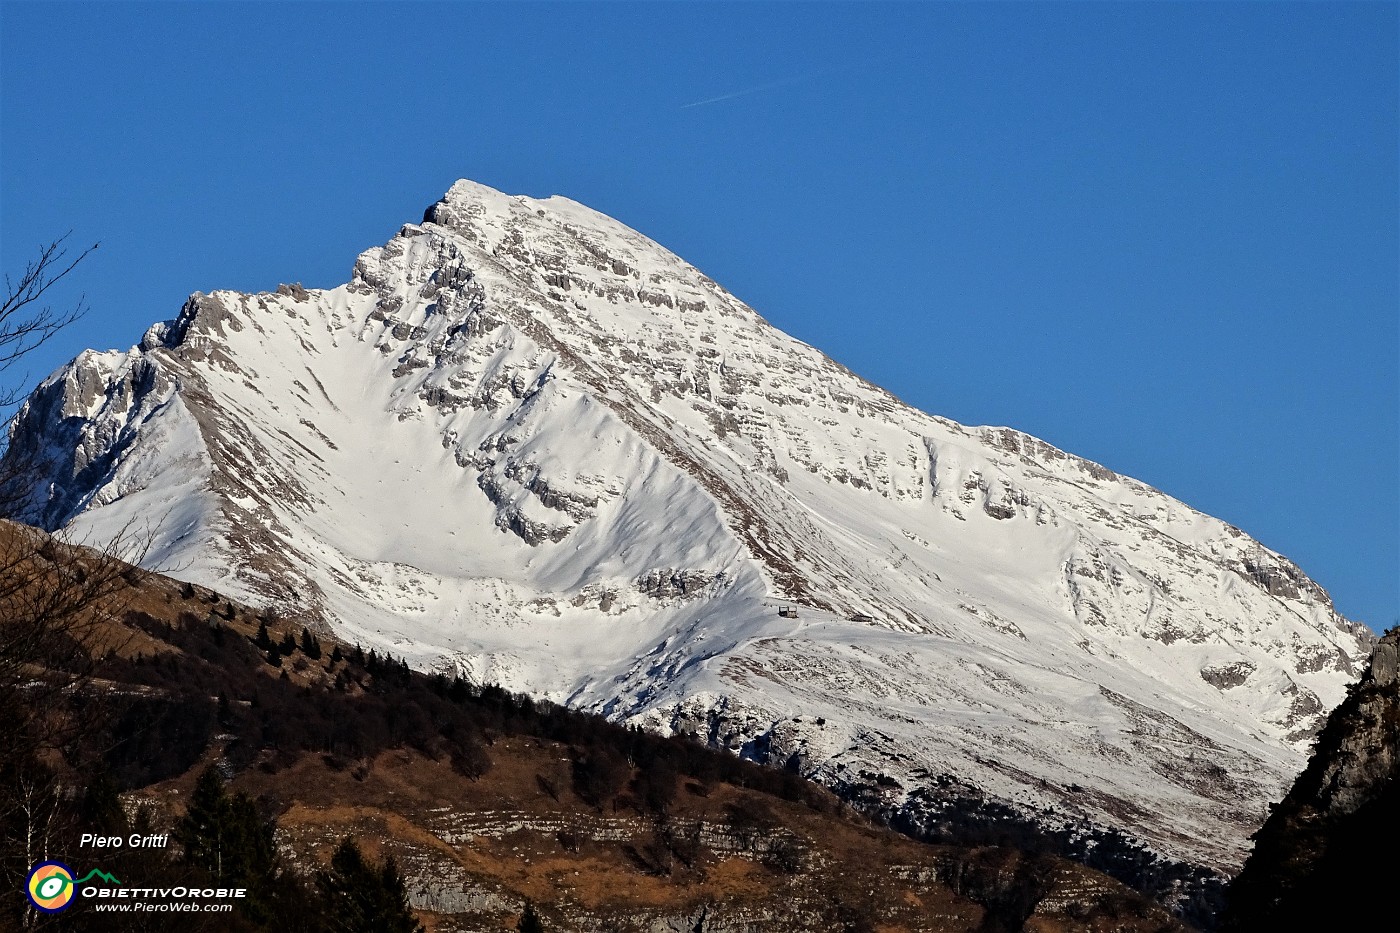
[1223, 628, 1399, 929]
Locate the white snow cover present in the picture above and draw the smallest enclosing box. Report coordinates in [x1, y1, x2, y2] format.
[7, 179, 1373, 869]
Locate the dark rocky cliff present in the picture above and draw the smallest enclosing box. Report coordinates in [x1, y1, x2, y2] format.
[1223, 627, 1399, 929]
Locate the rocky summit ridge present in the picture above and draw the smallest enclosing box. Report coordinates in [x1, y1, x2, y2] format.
[4, 179, 1374, 870]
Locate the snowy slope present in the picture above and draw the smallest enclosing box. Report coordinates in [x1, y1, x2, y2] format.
[7, 180, 1372, 868]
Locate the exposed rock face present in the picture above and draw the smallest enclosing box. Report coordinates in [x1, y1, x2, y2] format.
[1223, 628, 1400, 930]
[2, 179, 1374, 871]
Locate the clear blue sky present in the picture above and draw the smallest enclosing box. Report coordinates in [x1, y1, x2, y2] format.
[2, 2, 1395, 631]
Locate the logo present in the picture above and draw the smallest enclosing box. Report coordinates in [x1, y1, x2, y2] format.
[25, 863, 122, 913]
[26, 862, 75, 913]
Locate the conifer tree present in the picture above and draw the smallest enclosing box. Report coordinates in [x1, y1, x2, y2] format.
[378, 854, 419, 932]
[318, 838, 375, 930]
[520, 901, 545, 933]
[177, 768, 275, 881]
[217, 691, 234, 727]
[79, 768, 126, 835]
[301, 626, 323, 659]
[317, 836, 423, 932]
[177, 768, 235, 878]
[175, 768, 283, 924]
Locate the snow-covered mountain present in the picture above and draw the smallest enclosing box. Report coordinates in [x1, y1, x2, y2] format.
[7, 180, 1371, 869]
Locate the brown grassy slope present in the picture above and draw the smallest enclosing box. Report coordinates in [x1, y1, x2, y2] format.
[139, 739, 1188, 933]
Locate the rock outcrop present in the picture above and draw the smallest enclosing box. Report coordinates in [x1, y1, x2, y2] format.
[1223, 628, 1399, 930]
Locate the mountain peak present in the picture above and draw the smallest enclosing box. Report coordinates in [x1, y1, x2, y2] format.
[421, 178, 627, 250]
[3, 181, 1374, 870]
[424, 177, 518, 224]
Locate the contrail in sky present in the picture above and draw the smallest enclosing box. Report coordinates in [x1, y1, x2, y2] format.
[679, 68, 840, 110]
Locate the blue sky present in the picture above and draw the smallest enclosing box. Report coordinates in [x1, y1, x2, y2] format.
[1, 2, 1395, 630]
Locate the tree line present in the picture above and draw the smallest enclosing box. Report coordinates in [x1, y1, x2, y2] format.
[100, 608, 833, 816]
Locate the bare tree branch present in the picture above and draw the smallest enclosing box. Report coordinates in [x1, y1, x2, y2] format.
[0, 233, 98, 409]
[0, 234, 99, 519]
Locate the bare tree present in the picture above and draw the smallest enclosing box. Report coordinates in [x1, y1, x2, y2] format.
[0, 236, 123, 929]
